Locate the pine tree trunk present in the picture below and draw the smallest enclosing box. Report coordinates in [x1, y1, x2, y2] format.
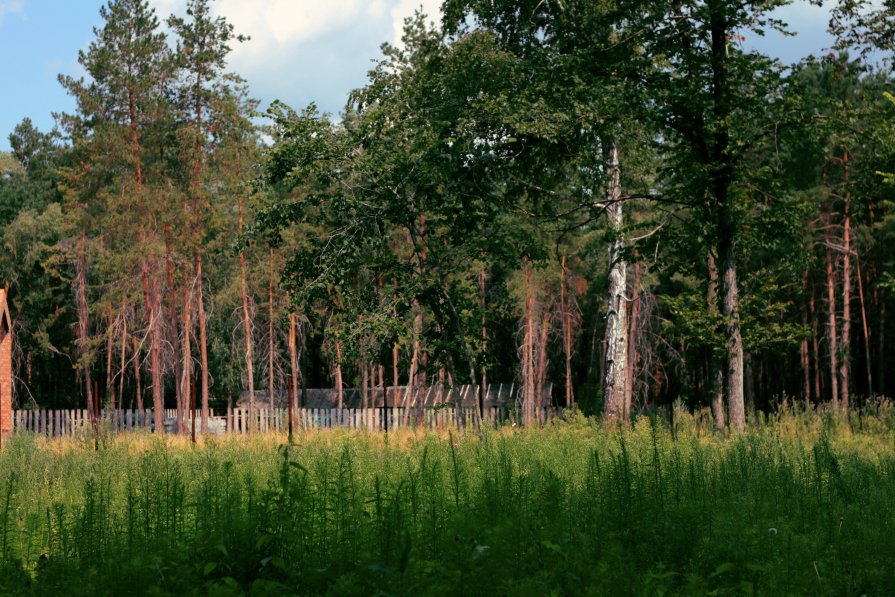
[164, 225, 180, 430]
[75, 233, 95, 430]
[561, 254, 574, 409]
[133, 336, 143, 412]
[239, 251, 255, 433]
[181, 274, 192, 434]
[106, 312, 115, 411]
[288, 312, 300, 427]
[119, 305, 127, 410]
[811, 286, 821, 402]
[825, 225, 840, 411]
[405, 308, 421, 426]
[537, 306, 550, 425]
[856, 257, 873, 395]
[523, 265, 534, 427]
[196, 257, 209, 433]
[839, 156, 851, 415]
[602, 141, 627, 420]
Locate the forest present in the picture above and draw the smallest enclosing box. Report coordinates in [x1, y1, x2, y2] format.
[1, 0, 895, 433]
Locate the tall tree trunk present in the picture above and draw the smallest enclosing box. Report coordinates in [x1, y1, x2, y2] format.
[75, 232, 95, 430]
[119, 305, 127, 410]
[602, 141, 627, 420]
[536, 305, 550, 425]
[839, 154, 851, 415]
[719, 234, 745, 431]
[479, 268, 487, 417]
[523, 266, 534, 427]
[181, 273, 192, 434]
[362, 361, 370, 409]
[197, 267, 209, 433]
[708, 253, 725, 430]
[625, 259, 641, 420]
[133, 336, 143, 412]
[268, 249, 276, 413]
[744, 351, 755, 416]
[879, 302, 886, 398]
[189, 59, 211, 435]
[392, 343, 400, 412]
[709, 8, 746, 432]
[561, 254, 574, 409]
[239, 253, 255, 432]
[856, 256, 872, 396]
[335, 341, 344, 410]
[288, 311, 300, 427]
[801, 272, 811, 404]
[164, 225, 180, 430]
[825, 222, 840, 412]
[811, 287, 821, 403]
[106, 311, 115, 411]
[404, 307, 421, 426]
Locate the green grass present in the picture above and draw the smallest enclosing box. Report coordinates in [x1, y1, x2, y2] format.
[0, 404, 894, 595]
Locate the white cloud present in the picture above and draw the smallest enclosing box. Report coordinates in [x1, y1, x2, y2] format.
[144, 1, 447, 115]
[0, 0, 24, 28]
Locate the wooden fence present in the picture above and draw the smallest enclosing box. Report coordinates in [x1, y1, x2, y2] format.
[12, 406, 559, 438]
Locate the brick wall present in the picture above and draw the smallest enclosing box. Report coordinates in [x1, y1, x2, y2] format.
[0, 290, 11, 441]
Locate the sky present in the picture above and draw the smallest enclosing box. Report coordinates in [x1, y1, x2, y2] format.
[0, 0, 838, 152]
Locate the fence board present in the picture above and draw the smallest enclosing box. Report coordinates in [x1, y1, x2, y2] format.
[9, 404, 559, 438]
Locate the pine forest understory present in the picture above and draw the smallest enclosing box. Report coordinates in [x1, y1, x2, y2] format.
[5, 0, 895, 433]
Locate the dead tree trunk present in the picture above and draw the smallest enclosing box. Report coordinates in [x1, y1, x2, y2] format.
[602, 141, 627, 420]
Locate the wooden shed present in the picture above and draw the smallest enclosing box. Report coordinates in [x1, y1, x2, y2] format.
[0, 289, 11, 442]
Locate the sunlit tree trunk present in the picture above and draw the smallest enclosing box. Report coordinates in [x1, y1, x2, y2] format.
[602, 141, 627, 420]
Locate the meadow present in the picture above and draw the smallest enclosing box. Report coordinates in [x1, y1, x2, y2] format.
[0, 405, 894, 596]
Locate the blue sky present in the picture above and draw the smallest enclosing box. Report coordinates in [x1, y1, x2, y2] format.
[0, 0, 837, 152]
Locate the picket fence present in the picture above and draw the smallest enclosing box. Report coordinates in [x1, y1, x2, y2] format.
[11, 405, 558, 438]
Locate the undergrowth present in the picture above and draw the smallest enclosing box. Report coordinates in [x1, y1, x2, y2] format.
[0, 404, 893, 595]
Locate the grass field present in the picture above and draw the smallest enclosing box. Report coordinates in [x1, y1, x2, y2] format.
[0, 404, 894, 595]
